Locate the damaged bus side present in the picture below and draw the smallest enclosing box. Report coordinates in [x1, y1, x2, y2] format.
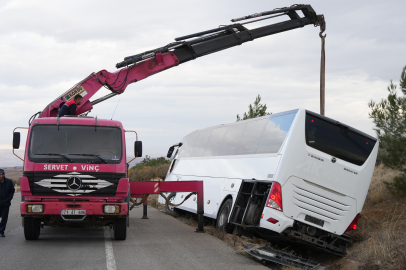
[160, 108, 378, 255]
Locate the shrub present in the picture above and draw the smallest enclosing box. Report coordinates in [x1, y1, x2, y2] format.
[369, 65, 406, 195]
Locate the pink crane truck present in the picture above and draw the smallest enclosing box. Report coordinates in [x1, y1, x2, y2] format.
[11, 5, 325, 241]
[15, 117, 138, 240]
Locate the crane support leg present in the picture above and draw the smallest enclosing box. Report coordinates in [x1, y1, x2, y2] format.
[129, 181, 205, 232]
[141, 198, 149, 219]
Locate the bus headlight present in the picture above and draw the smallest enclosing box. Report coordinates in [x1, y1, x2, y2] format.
[27, 205, 44, 213]
[103, 205, 120, 214]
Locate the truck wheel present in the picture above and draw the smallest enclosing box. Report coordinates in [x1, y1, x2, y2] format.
[114, 218, 127, 240]
[165, 192, 176, 215]
[24, 217, 40, 240]
[216, 199, 234, 234]
[125, 189, 130, 227]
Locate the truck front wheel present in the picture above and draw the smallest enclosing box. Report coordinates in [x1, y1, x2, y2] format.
[24, 217, 41, 240]
[114, 218, 127, 240]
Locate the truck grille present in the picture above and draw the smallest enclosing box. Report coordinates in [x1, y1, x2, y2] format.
[36, 173, 113, 196]
[26, 171, 125, 197]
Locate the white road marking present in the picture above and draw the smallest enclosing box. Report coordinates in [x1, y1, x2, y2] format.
[104, 227, 117, 270]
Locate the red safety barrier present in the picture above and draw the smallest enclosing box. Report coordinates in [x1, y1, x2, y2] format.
[130, 181, 204, 232]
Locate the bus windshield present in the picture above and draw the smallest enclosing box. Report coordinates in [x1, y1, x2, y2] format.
[29, 125, 122, 164]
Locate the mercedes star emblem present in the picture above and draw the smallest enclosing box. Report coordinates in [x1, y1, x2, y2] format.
[67, 176, 82, 191]
[331, 157, 337, 163]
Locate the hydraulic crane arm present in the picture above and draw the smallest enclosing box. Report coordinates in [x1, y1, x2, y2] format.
[37, 4, 325, 120]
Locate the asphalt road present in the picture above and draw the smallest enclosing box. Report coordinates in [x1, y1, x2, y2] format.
[0, 194, 267, 270]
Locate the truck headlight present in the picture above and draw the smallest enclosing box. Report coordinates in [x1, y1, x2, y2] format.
[104, 205, 120, 214]
[27, 204, 44, 213]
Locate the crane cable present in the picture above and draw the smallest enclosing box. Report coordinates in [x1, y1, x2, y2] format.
[318, 16, 326, 116]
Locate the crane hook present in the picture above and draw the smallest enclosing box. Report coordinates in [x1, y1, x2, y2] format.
[316, 14, 326, 38]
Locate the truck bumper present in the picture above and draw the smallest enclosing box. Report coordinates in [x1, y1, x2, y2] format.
[20, 201, 128, 216]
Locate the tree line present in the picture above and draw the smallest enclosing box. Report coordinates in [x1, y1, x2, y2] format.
[129, 155, 171, 181]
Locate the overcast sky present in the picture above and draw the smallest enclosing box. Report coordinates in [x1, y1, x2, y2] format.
[1, 0, 405, 167]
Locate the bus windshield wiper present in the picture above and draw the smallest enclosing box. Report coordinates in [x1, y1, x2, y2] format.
[39, 153, 74, 163]
[68, 154, 108, 164]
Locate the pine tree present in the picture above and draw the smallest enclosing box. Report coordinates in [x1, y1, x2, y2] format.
[368, 65, 406, 195]
[236, 95, 271, 121]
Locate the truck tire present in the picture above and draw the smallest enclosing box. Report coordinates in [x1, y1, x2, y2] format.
[216, 198, 234, 234]
[24, 217, 40, 240]
[125, 189, 130, 227]
[114, 218, 127, 240]
[165, 192, 176, 215]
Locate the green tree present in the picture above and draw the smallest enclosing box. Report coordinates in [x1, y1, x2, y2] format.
[236, 94, 271, 121]
[129, 155, 171, 181]
[130, 155, 170, 171]
[368, 65, 406, 195]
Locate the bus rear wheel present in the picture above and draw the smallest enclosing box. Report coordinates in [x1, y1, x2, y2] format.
[216, 199, 234, 234]
[24, 217, 40, 240]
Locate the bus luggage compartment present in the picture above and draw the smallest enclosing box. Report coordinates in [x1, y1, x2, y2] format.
[229, 180, 272, 227]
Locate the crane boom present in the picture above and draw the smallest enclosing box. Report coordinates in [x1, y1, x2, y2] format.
[37, 4, 325, 120]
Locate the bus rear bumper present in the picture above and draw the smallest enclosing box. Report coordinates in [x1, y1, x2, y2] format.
[259, 207, 294, 233]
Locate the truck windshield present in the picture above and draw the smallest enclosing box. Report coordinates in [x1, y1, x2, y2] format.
[29, 125, 122, 164]
[305, 113, 376, 166]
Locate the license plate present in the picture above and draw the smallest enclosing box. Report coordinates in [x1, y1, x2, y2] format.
[305, 215, 324, 227]
[61, 210, 86, 215]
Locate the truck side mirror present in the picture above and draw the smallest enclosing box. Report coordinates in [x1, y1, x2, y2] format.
[167, 146, 175, 158]
[13, 132, 21, 149]
[134, 141, 142, 157]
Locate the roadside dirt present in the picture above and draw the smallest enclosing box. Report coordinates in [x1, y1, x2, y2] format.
[2, 167, 23, 182]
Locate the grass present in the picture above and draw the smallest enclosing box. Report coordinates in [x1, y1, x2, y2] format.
[346, 165, 406, 269]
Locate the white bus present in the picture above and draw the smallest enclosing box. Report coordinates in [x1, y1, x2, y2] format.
[160, 108, 378, 254]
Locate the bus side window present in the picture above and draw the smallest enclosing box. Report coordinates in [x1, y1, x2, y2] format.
[218, 123, 247, 156]
[235, 119, 268, 155]
[203, 127, 228, 156]
[256, 113, 296, 154]
[178, 132, 199, 158]
[191, 129, 213, 157]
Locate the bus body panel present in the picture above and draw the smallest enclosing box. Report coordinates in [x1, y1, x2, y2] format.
[171, 155, 282, 181]
[165, 155, 282, 219]
[282, 176, 357, 235]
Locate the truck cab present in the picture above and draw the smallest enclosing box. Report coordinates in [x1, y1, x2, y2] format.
[14, 116, 142, 240]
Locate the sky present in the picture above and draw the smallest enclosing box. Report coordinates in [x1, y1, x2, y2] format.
[0, 0, 405, 167]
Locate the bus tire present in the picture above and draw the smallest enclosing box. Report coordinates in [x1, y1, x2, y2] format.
[165, 192, 176, 215]
[24, 217, 40, 240]
[114, 218, 127, 240]
[216, 199, 234, 234]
